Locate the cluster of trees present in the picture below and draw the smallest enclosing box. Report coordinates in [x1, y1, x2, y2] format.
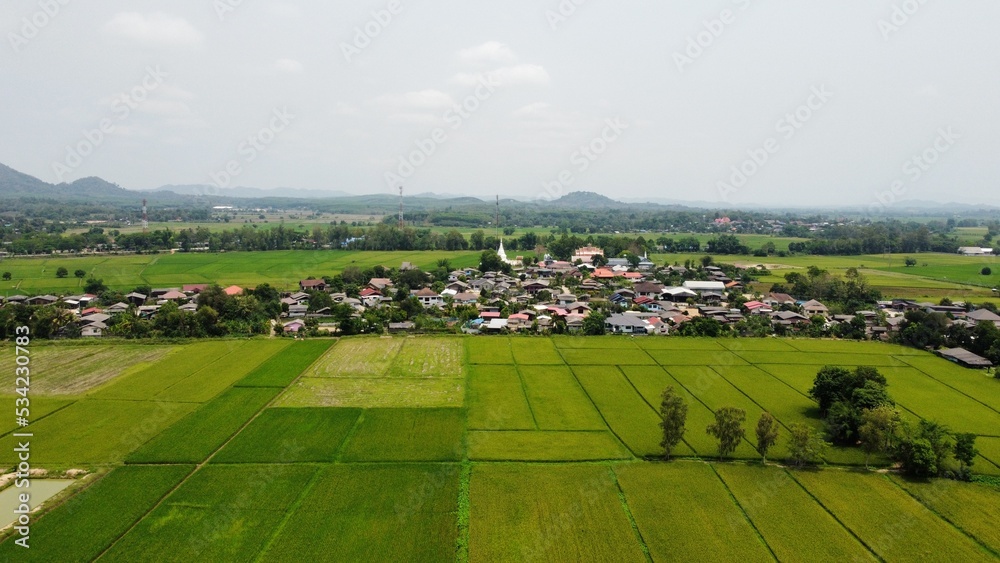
[658, 366, 979, 480]
[787, 222, 959, 255]
[897, 307, 1000, 365]
[773, 266, 882, 313]
[658, 387, 827, 467]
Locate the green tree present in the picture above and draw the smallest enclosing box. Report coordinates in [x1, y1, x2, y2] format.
[787, 423, 828, 467]
[2, 272, 10, 281]
[55, 267, 68, 278]
[83, 277, 107, 295]
[898, 438, 938, 477]
[905, 257, 917, 267]
[755, 412, 780, 464]
[954, 433, 978, 474]
[983, 267, 992, 276]
[858, 406, 899, 469]
[659, 386, 688, 460]
[706, 407, 746, 460]
[74, 269, 86, 278]
[582, 312, 606, 336]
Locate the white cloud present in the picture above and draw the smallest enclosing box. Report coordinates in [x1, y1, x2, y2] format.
[451, 64, 550, 88]
[103, 12, 203, 47]
[274, 58, 304, 73]
[458, 41, 516, 65]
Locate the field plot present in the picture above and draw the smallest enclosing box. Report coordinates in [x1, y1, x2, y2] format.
[714, 464, 876, 562]
[509, 338, 564, 365]
[518, 365, 605, 430]
[0, 465, 193, 563]
[213, 408, 361, 463]
[0, 397, 74, 436]
[469, 464, 647, 562]
[260, 464, 459, 562]
[793, 470, 995, 562]
[785, 339, 924, 355]
[635, 337, 728, 351]
[559, 348, 655, 366]
[0, 399, 196, 466]
[975, 437, 1000, 472]
[235, 340, 333, 387]
[303, 338, 402, 378]
[467, 430, 631, 461]
[899, 355, 1000, 412]
[92, 340, 265, 402]
[621, 365, 721, 458]
[388, 338, 464, 378]
[551, 336, 641, 350]
[878, 366, 1000, 436]
[647, 349, 750, 366]
[572, 366, 664, 457]
[892, 476, 1000, 556]
[153, 340, 289, 402]
[339, 408, 464, 462]
[127, 387, 280, 464]
[102, 465, 318, 563]
[466, 365, 535, 430]
[718, 338, 799, 352]
[733, 350, 905, 366]
[465, 337, 514, 364]
[0, 344, 176, 395]
[277, 377, 464, 408]
[615, 463, 773, 562]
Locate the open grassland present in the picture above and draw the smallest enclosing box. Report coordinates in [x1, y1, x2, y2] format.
[0, 344, 176, 395]
[0, 250, 481, 295]
[3, 336, 1000, 561]
[469, 464, 647, 562]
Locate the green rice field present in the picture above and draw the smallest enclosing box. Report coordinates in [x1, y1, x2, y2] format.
[1, 335, 999, 561]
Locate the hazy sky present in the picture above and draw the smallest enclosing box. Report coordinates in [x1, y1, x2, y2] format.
[2, 1, 999, 207]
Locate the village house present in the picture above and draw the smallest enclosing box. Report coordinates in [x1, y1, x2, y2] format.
[415, 288, 443, 307]
[299, 279, 327, 292]
[801, 299, 830, 318]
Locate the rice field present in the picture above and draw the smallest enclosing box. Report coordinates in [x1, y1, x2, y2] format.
[3, 335, 1000, 561]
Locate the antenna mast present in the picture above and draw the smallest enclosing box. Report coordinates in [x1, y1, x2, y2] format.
[398, 186, 404, 228]
[142, 198, 149, 233]
[495, 195, 500, 239]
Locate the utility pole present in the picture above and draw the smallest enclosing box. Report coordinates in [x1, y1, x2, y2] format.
[142, 199, 149, 233]
[495, 195, 500, 239]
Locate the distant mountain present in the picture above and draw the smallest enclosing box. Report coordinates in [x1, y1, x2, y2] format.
[147, 184, 354, 199]
[0, 163, 143, 201]
[544, 191, 632, 209]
